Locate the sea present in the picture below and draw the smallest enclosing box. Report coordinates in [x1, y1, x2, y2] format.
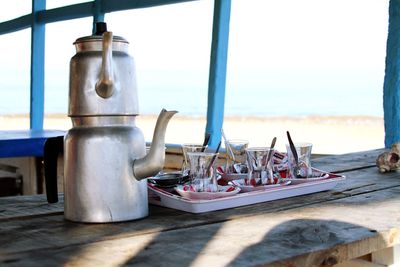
[0, 69, 384, 118]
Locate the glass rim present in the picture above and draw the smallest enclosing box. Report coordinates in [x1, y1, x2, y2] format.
[225, 139, 249, 144]
[186, 151, 217, 156]
[245, 147, 273, 151]
[182, 143, 208, 147]
[285, 142, 313, 148]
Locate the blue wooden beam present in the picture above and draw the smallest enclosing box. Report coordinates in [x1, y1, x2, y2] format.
[0, 15, 31, 35]
[384, 0, 400, 147]
[0, 0, 200, 33]
[102, 0, 198, 13]
[0, 3, 92, 35]
[92, 0, 105, 34]
[30, 0, 46, 130]
[38, 2, 93, 24]
[205, 0, 231, 148]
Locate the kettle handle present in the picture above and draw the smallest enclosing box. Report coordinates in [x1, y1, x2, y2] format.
[44, 136, 64, 203]
[95, 31, 114, 98]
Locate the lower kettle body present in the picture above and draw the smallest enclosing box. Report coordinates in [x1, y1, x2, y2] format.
[64, 125, 147, 223]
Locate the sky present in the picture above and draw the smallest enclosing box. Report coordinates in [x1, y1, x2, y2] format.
[0, 0, 390, 117]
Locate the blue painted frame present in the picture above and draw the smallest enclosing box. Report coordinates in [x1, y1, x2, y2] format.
[92, 0, 105, 33]
[0, 0, 229, 147]
[30, 0, 46, 130]
[206, 0, 231, 148]
[384, 0, 400, 148]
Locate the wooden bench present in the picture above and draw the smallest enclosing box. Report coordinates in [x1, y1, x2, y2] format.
[0, 130, 65, 195]
[0, 130, 65, 158]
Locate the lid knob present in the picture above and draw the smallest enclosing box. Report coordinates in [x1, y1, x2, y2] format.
[95, 22, 107, 35]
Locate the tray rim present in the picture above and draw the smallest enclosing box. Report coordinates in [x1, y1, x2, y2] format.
[148, 170, 346, 213]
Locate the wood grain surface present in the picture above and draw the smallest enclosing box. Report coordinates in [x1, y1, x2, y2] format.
[1, 148, 399, 267]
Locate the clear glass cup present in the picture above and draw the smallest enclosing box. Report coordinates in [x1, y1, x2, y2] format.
[181, 143, 207, 175]
[186, 151, 218, 192]
[245, 147, 274, 185]
[224, 139, 249, 174]
[285, 142, 313, 178]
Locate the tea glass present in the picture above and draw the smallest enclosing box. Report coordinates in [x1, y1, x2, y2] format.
[225, 139, 249, 174]
[186, 151, 218, 192]
[181, 143, 207, 175]
[245, 147, 274, 185]
[285, 142, 313, 178]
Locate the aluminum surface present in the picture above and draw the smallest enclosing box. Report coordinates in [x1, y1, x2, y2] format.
[65, 30, 177, 222]
[69, 32, 138, 116]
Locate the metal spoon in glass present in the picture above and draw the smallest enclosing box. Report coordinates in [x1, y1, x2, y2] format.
[286, 131, 303, 178]
[221, 129, 235, 162]
[257, 137, 277, 185]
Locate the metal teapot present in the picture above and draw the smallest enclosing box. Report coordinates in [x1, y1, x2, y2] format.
[50, 23, 176, 223]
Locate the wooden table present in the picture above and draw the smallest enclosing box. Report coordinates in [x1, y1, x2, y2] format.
[1, 149, 399, 266]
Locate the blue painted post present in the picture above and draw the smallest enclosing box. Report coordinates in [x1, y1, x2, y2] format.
[92, 0, 105, 34]
[30, 0, 46, 130]
[384, 0, 400, 148]
[205, 0, 231, 148]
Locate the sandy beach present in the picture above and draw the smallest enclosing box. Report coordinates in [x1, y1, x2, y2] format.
[0, 114, 385, 155]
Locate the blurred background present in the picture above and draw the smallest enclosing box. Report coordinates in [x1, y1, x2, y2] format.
[0, 0, 388, 154]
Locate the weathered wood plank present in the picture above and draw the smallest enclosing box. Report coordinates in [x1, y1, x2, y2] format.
[0, 159, 394, 221]
[0, 165, 396, 223]
[334, 259, 381, 267]
[371, 244, 400, 265]
[1, 150, 398, 267]
[0, 194, 63, 220]
[312, 149, 385, 173]
[1, 166, 399, 257]
[1, 184, 400, 266]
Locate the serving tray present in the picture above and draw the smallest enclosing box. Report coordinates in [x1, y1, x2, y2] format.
[148, 171, 345, 213]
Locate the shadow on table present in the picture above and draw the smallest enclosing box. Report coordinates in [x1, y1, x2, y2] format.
[227, 218, 384, 266]
[116, 218, 385, 266]
[0, 206, 391, 266]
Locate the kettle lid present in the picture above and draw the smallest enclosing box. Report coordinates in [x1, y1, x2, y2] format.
[73, 22, 129, 51]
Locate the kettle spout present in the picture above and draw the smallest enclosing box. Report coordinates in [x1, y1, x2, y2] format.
[133, 109, 177, 180]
